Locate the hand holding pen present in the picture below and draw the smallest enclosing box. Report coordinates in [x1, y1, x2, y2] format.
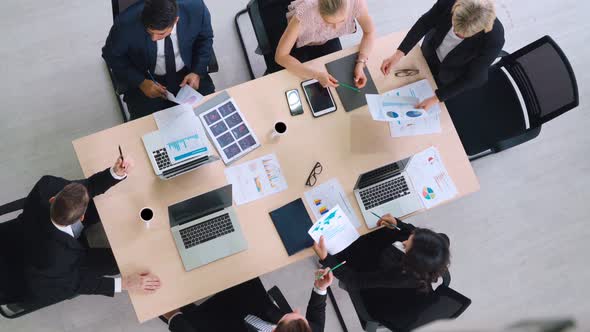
[139, 70, 168, 99]
[371, 212, 402, 231]
[114, 145, 135, 177]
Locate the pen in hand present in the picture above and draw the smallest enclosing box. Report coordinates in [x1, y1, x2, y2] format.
[370, 212, 401, 230]
[118, 145, 124, 163]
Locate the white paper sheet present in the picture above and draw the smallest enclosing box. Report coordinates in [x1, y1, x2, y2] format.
[154, 105, 209, 164]
[307, 205, 359, 255]
[406, 146, 458, 209]
[303, 178, 361, 228]
[224, 153, 288, 205]
[366, 95, 420, 122]
[166, 85, 204, 107]
[383, 79, 442, 137]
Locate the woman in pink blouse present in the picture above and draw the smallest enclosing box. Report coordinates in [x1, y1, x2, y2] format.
[275, 0, 376, 88]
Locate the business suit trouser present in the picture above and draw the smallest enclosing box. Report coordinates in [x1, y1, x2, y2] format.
[124, 67, 215, 120]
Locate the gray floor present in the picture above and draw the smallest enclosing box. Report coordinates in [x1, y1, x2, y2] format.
[1, 0, 589, 331]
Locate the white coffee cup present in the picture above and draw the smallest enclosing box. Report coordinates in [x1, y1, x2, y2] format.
[271, 121, 287, 138]
[140, 207, 154, 226]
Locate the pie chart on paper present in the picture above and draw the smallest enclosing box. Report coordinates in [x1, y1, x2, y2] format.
[386, 111, 399, 119]
[422, 187, 436, 200]
[406, 110, 423, 118]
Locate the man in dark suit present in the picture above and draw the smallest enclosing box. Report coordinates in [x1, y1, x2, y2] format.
[22, 155, 161, 307]
[159, 270, 333, 332]
[102, 0, 215, 120]
[381, 0, 504, 110]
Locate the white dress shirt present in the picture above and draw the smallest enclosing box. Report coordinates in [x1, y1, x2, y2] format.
[154, 24, 186, 75]
[436, 27, 464, 62]
[51, 167, 127, 293]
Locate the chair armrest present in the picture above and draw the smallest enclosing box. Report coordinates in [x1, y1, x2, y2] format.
[208, 49, 219, 73]
[0, 198, 26, 217]
[442, 270, 451, 287]
[267, 286, 293, 313]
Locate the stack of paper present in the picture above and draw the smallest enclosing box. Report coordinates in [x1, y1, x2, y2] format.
[303, 178, 361, 228]
[153, 105, 209, 163]
[366, 79, 441, 137]
[224, 153, 288, 205]
[307, 205, 359, 255]
[406, 146, 458, 209]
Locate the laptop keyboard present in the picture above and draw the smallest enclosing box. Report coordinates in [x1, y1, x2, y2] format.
[179, 214, 235, 249]
[152, 148, 172, 171]
[360, 176, 411, 210]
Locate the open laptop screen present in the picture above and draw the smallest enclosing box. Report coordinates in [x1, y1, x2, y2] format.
[168, 185, 233, 227]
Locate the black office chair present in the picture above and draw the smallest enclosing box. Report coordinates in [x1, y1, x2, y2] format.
[235, 0, 292, 80]
[106, 0, 220, 122]
[445, 35, 579, 160]
[0, 198, 43, 319]
[342, 271, 471, 332]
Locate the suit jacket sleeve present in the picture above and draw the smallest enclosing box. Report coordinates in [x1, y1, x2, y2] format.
[102, 21, 145, 91]
[435, 22, 505, 101]
[397, 0, 449, 54]
[191, 1, 214, 76]
[169, 313, 197, 332]
[306, 290, 327, 332]
[73, 168, 123, 199]
[75, 274, 116, 297]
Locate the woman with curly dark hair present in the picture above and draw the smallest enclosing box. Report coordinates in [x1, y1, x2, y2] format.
[313, 214, 450, 293]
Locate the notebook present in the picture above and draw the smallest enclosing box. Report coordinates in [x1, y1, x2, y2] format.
[325, 52, 379, 112]
[269, 199, 314, 256]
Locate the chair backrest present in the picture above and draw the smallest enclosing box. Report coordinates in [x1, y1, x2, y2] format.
[499, 35, 579, 128]
[0, 218, 27, 304]
[359, 285, 471, 331]
[111, 0, 139, 20]
[247, 0, 292, 73]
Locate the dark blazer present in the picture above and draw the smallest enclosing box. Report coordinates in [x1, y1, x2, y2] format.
[321, 220, 425, 292]
[102, 0, 214, 93]
[398, 0, 505, 101]
[21, 168, 123, 305]
[168, 290, 327, 332]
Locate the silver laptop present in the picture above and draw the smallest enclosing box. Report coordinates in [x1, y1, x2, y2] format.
[168, 184, 247, 271]
[142, 130, 218, 180]
[353, 157, 423, 229]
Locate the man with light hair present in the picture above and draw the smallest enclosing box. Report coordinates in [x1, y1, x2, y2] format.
[381, 0, 504, 110]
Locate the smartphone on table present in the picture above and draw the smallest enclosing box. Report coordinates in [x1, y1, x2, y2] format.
[286, 89, 304, 116]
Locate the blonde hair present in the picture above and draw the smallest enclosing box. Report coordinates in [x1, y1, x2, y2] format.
[452, 0, 496, 37]
[319, 0, 345, 17]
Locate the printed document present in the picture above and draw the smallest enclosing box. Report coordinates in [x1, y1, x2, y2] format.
[225, 153, 288, 205]
[406, 146, 458, 209]
[366, 95, 420, 122]
[308, 205, 359, 255]
[166, 85, 204, 107]
[304, 178, 361, 228]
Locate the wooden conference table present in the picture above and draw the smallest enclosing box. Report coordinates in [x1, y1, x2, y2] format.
[73, 31, 479, 322]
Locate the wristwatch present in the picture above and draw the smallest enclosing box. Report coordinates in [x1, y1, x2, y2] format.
[355, 58, 367, 66]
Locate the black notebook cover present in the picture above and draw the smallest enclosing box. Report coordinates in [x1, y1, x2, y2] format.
[269, 199, 314, 256]
[325, 52, 378, 112]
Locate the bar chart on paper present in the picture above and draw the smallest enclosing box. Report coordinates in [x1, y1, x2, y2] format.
[166, 134, 208, 162]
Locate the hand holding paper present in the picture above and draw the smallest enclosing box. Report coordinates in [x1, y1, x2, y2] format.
[308, 205, 359, 255]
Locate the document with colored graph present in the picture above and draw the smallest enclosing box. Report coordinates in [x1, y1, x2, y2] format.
[303, 178, 361, 228]
[308, 205, 359, 255]
[406, 146, 458, 209]
[224, 153, 288, 205]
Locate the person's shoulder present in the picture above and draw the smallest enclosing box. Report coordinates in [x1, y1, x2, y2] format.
[485, 18, 505, 47]
[288, 0, 316, 20]
[178, 0, 207, 11]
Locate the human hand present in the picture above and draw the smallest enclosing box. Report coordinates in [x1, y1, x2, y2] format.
[122, 272, 161, 294]
[139, 79, 167, 99]
[113, 156, 134, 177]
[416, 95, 440, 110]
[354, 63, 367, 89]
[315, 71, 339, 88]
[314, 268, 334, 290]
[380, 50, 405, 75]
[378, 213, 398, 229]
[312, 236, 328, 260]
[181, 73, 201, 90]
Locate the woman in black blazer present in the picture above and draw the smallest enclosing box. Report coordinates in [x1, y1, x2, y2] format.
[381, 0, 504, 110]
[313, 214, 450, 293]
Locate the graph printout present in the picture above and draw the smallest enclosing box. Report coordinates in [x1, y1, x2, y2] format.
[224, 154, 288, 205]
[307, 205, 359, 255]
[303, 178, 361, 228]
[154, 105, 209, 163]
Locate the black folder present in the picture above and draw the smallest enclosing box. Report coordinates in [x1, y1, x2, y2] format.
[269, 199, 314, 256]
[325, 52, 379, 112]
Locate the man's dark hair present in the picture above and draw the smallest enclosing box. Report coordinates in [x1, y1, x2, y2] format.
[275, 319, 311, 332]
[50, 183, 90, 226]
[141, 0, 178, 30]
